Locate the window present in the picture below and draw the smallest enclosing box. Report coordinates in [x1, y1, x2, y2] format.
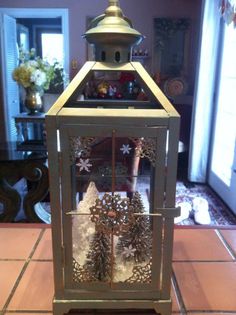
[41, 33, 63, 65]
[211, 23, 236, 186]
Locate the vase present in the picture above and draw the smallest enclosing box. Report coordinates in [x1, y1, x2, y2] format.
[25, 89, 43, 115]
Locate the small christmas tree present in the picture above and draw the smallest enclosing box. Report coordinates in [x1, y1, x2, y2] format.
[116, 191, 152, 263]
[84, 229, 111, 281]
[73, 181, 99, 265]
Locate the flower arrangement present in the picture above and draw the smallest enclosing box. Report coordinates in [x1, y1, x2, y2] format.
[12, 47, 55, 94]
[48, 61, 67, 94]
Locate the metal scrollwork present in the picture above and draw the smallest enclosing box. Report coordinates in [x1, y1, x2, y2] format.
[70, 136, 96, 163]
[72, 258, 97, 283]
[90, 193, 134, 236]
[125, 261, 152, 284]
[130, 137, 156, 166]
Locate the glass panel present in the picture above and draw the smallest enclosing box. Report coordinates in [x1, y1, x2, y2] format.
[69, 136, 155, 206]
[71, 133, 155, 286]
[71, 136, 113, 201]
[113, 202, 153, 284]
[64, 70, 162, 109]
[72, 192, 153, 285]
[82, 71, 144, 101]
[72, 213, 112, 283]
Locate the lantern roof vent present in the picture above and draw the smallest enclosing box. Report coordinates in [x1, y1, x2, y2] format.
[83, 0, 144, 63]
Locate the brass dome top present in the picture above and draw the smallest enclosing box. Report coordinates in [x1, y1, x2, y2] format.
[83, 0, 144, 63]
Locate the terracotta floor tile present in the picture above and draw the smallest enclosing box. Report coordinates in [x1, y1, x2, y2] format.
[173, 262, 236, 311]
[0, 228, 42, 259]
[7, 261, 54, 311]
[0, 261, 24, 310]
[220, 230, 236, 256]
[173, 229, 232, 261]
[32, 228, 53, 260]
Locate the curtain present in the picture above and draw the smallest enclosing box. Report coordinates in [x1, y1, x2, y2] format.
[188, 0, 221, 182]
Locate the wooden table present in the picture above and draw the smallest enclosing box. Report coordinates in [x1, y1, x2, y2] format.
[0, 142, 49, 223]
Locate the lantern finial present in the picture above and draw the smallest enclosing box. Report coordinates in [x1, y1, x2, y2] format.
[83, 0, 144, 63]
[108, 0, 119, 6]
[106, 0, 122, 17]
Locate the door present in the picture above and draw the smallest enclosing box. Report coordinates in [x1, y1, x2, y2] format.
[0, 8, 69, 142]
[209, 23, 236, 214]
[59, 124, 167, 299]
[0, 14, 20, 141]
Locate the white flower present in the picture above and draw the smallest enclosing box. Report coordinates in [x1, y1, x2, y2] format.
[28, 60, 38, 67]
[120, 144, 132, 155]
[123, 245, 136, 258]
[76, 158, 92, 172]
[30, 69, 47, 87]
[13, 47, 57, 91]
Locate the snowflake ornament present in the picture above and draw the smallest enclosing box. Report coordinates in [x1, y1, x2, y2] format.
[123, 245, 136, 258]
[120, 144, 132, 155]
[90, 193, 133, 236]
[76, 158, 92, 172]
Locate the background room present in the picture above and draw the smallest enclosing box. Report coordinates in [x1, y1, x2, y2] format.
[0, 0, 236, 226]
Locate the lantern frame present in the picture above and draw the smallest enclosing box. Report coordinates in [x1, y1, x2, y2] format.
[46, 61, 180, 315]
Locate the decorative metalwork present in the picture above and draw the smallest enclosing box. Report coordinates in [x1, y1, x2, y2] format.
[125, 261, 152, 284]
[130, 137, 156, 166]
[70, 136, 96, 163]
[72, 258, 97, 283]
[90, 193, 133, 236]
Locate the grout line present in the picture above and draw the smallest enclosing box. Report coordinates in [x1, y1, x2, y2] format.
[22, 228, 47, 260]
[171, 270, 187, 315]
[3, 310, 52, 313]
[216, 230, 236, 260]
[1, 228, 46, 313]
[0, 259, 27, 262]
[172, 259, 233, 263]
[3, 311, 52, 314]
[0, 258, 52, 262]
[31, 258, 53, 262]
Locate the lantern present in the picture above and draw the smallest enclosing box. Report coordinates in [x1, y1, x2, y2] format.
[46, 1, 180, 315]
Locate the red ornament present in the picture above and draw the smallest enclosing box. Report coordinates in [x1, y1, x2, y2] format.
[115, 92, 123, 99]
[108, 210, 116, 218]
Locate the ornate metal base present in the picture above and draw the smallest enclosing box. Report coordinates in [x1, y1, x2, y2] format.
[53, 299, 172, 315]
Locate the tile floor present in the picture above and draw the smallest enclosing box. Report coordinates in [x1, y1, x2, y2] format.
[0, 224, 236, 315]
